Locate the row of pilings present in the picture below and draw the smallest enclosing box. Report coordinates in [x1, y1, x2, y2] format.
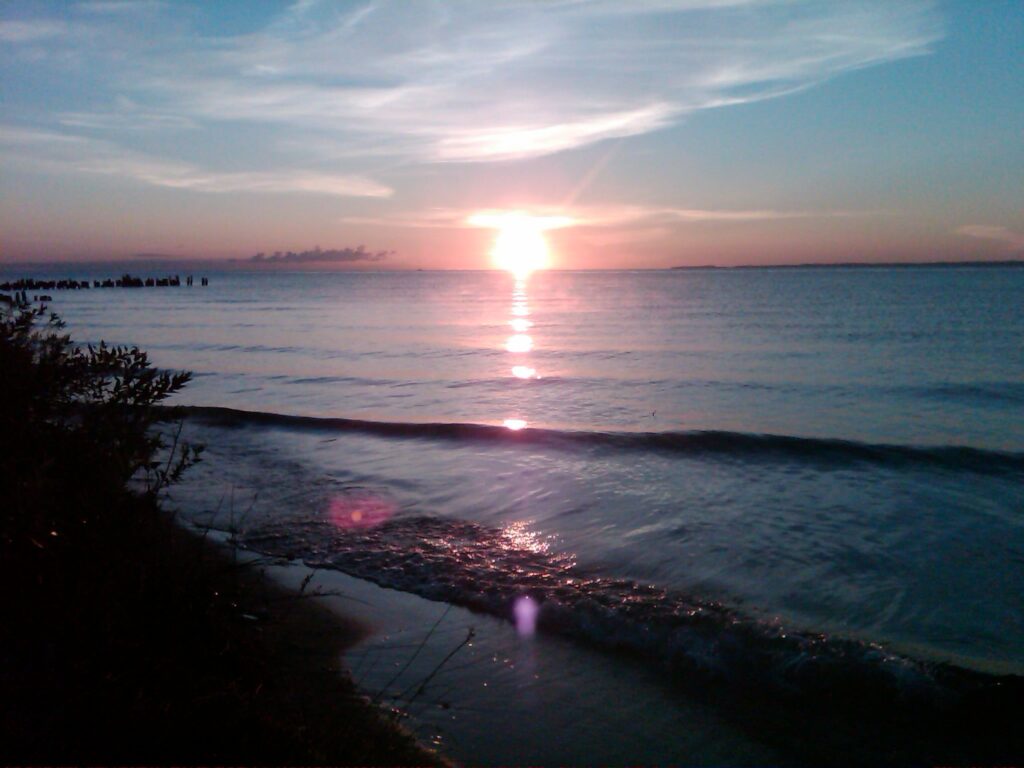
[0, 273, 209, 292]
[1, 274, 210, 305]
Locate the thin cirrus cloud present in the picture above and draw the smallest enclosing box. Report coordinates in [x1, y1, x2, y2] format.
[0, 125, 393, 198]
[76, 1, 168, 13]
[0, 19, 66, 42]
[343, 204, 870, 231]
[1, 0, 943, 168]
[221, 0, 941, 162]
[956, 225, 1024, 253]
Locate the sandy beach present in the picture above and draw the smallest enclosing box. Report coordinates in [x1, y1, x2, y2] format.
[0, 478, 444, 765]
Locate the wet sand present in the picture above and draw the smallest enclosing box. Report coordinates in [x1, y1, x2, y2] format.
[0, 505, 444, 766]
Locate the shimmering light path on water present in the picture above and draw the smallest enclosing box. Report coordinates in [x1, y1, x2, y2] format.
[27, 267, 1024, 450]
[17, 266, 1024, 672]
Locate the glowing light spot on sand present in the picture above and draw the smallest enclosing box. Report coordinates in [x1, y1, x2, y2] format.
[506, 334, 533, 353]
[510, 318, 532, 332]
[511, 365, 536, 379]
[513, 595, 539, 637]
[503, 418, 527, 430]
[327, 494, 394, 530]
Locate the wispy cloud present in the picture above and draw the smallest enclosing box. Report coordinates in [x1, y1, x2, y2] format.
[0, 125, 392, 197]
[956, 225, 1024, 253]
[435, 104, 680, 162]
[58, 111, 197, 131]
[0, 19, 66, 42]
[77, 1, 167, 14]
[343, 203, 874, 230]
[2, 0, 942, 164]
[570, 205, 865, 226]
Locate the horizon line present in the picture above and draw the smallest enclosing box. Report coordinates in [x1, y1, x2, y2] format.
[2, 258, 1023, 273]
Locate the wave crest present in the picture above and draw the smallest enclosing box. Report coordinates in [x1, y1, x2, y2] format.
[183, 405, 1024, 476]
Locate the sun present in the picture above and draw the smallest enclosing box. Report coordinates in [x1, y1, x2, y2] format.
[467, 210, 574, 277]
[490, 217, 549, 277]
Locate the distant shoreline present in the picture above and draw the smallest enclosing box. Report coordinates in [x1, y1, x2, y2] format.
[670, 259, 1024, 270]
[1, 259, 1022, 273]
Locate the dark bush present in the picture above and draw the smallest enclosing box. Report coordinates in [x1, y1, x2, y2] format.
[0, 305, 440, 765]
[0, 305, 201, 547]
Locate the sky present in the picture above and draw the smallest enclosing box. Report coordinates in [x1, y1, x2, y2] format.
[1, 0, 1022, 269]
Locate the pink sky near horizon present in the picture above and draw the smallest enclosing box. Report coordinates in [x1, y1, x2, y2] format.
[2, 209, 1014, 270]
[1, 1, 1022, 269]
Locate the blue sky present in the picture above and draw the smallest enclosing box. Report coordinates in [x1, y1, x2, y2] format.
[1, 0, 1022, 267]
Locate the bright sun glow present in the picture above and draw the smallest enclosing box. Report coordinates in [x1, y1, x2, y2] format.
[468, 210, 574, 277]
[491, 220, 549, 277]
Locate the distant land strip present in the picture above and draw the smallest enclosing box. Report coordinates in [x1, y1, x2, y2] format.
[671, 260, 1024, 270]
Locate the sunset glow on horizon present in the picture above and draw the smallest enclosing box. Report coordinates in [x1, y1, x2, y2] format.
[468, 210, 575, 276]
[3, 5, 1023, 765]
[0, 2, 1021, 268]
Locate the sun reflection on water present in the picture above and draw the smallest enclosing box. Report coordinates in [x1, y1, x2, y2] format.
[511, 365, 536, 379]
[501, 520, 550, 553]
[505, 334, 533, 353]
[502, 275, 538, 427]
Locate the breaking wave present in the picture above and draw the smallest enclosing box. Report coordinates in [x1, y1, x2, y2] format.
[236, 509, 1023, 758]
[183, 405, 1024, 476]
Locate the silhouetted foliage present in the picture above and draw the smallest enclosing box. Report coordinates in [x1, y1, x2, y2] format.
[0, 304, 201, 545]
[0, 305, 438, 766]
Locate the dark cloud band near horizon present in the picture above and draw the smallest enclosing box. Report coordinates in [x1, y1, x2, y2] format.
[244, 246, 393, 264]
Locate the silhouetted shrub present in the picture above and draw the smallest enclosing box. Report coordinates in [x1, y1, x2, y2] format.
[0, 305, 201, 545]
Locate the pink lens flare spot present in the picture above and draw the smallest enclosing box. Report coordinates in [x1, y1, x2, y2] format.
[513, 596, 539, 637]
[503, 418, 527, 430]
[327, 494, 394, 530]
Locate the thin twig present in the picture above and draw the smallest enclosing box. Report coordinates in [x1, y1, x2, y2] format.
[400, 627, 475, 709]
[374, 604, 452, 705]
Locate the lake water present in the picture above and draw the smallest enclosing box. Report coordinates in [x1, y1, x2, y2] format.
[13, 265, 1024, 759]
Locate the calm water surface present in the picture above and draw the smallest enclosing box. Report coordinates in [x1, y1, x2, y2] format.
[16, 266, 1024, 677]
